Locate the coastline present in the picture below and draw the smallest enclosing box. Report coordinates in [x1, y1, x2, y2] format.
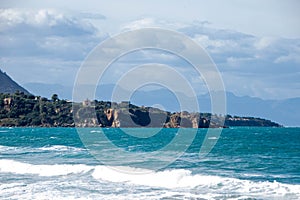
[0, 92, 282, 128]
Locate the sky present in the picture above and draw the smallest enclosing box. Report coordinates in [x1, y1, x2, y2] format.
[0, 0, 300, 100]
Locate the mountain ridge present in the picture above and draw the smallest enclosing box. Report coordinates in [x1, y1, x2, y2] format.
[0, 70, 30, 95]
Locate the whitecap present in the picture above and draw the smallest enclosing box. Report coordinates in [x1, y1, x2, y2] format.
[0, 145, 17, 151]
[1, 159, 300, 199]
[92, 165, 300, 198]
[90, 130, 102, 133]
[208, 136, 218, 140]
[0, 159, 93, 176]
[38, 145, 84, 152]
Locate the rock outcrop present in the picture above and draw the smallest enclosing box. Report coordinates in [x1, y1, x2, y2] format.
[105, 108, 120, 127]
[163, 112, 211, 128]
[102, 109, 215, 128]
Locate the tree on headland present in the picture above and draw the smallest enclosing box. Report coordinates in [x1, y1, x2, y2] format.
[51, 94, 59, 102]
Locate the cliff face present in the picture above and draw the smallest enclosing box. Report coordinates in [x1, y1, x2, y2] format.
[105, 108, 120, 127]
[162, 112, 211, 128]
[103, 109, 213, 128]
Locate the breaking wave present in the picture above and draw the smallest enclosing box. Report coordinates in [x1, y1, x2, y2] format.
[0, 159, 299, 199]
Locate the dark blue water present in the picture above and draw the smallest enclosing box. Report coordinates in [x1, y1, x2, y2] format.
[0, 127, 299, 199]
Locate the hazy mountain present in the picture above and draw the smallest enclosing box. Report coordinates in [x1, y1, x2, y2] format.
[0, 70, 30, 94]
[224, 92, 300, 127]
[127, 89, 300, 127]
[24, 82, 73, 99]
[24, 82, 300, 126]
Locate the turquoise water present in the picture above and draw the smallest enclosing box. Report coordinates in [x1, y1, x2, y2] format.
[0, 127, 299, 199]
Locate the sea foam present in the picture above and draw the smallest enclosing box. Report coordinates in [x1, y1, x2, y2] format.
[37, 145, 85, 152]
[92, 165, 300, 195]
[1, 159, 299, 199]
[0, 159, 93, 176]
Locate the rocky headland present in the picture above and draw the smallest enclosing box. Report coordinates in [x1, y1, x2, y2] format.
[0, 92, 281, 128]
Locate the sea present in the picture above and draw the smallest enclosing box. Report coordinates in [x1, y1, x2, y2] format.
[0, 127, 299, 200]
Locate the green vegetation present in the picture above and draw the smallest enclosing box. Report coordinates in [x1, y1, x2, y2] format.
[0, 92, 73, 126]
[0, 92, 281, 127]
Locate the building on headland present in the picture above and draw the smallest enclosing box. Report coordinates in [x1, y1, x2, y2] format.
[119, 101, 130, 108]
[82, 99, 91, 107]
[3, 97, 12, 111]
[3, 97, 12, 106]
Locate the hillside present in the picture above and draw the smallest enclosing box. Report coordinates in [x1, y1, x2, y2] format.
[0, 69, 30, 95]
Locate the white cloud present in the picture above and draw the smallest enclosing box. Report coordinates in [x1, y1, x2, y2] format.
[254, 37, 277, 50]
[0, 9, 106, 59]
[226, 57, 255, 67]
[122, 18, 156, 30]
[1, 8, 299, 100]
[271, 40, 300, 64]
[169, 22, 300, 99]
[274, 53, 300, 64]
[0, 8, 108, 90]
[1, 9, 71, 28]
[2, 0, 300, 38]
[194, 34, 240, 54]
[121, 17, 185, 31]
[112, 18, 300, 99]
[0, 9, 23, 26]
[0, 8, 100, 36]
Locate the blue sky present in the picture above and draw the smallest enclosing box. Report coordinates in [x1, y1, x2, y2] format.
[1, 0, 300, 100]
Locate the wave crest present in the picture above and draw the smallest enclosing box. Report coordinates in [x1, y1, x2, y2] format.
[0, 159, 93, 176]
[0, 159, 299, 199]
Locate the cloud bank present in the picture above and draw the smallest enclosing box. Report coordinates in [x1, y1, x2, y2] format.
[0, 9, 106, 84]
[0, 8, 299, 100]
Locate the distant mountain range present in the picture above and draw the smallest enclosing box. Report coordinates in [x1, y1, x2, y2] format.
[24, 83, 300, 127]
[0, 70, 30, 95]
[0, 71, 298, 127]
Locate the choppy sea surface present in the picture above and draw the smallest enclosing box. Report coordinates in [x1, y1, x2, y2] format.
[0, 127, 299, 200]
